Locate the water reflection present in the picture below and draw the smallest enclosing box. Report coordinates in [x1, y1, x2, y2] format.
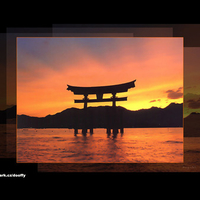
[17, 128, 183, 163]
[74, 128, 124, 139]
[69, 130, 125, 162]
[107, 130, 124, 139]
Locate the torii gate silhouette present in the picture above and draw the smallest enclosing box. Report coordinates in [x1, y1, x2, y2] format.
[67, 79, 136, 137]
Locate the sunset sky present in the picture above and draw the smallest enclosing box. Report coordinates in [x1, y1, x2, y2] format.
[17, 37, 183, 117]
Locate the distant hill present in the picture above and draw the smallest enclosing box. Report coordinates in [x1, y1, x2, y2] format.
[17, 103, 183, 128]
[184, 112, 200, 137]
[0, 105, 16, 124]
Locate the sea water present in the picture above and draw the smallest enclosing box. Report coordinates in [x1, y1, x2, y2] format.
[17, 128, 183, 163]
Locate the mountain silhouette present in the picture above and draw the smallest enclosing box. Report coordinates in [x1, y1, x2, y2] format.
[0, 105, 16, 123]
[17, 103, 183, 128]
[184, 112, 200, 137]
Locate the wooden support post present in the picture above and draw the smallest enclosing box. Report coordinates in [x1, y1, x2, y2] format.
[82, 94, 88, 136]
[90, 128, 93, 135]
[113, 128, 118, 134]
[82, 128, 87, 136]
[112, 92, 116, 107]
[106, 129, 111, 137]
[84, 94, 88, 109]
[107, 128, 111, 134]
[96, 93, 103, 100]
[120, 128, 124, 137]
[112, 128, 118, 138]
[74, 128, 78, 136]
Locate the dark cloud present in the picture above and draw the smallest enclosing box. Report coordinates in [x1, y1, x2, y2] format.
[166, 87, 183, 99]
[185, 86, 197, 89]
[149, 100, 156, 103]
[184, 93, 200, 102]
[177, 87, 183, 92]
[149, 99, 161, 103]
[187, 98, 200, 109]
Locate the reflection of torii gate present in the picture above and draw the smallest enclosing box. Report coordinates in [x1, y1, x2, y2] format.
[67, 79, 136, 137]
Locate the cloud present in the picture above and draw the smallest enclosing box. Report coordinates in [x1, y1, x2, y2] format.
[184, 93, 200, 115]
[149, 99, 161, 103]
[187, 98, 200, 109]
[166, 87, 183, 99]
[184, 93, 200, 102]
[177, 87, 183, 92]
[185, 86, 197, 89]
[149, 100, 156, 103]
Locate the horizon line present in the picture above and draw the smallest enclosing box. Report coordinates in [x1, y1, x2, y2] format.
[17, 102, 183, 118]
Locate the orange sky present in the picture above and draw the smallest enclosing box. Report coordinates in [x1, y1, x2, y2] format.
[17, 37, 183, 117]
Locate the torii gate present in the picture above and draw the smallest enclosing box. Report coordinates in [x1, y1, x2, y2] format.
[67, 79, 136, 136]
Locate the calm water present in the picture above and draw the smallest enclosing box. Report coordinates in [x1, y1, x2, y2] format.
[17, 128, 183, 163]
